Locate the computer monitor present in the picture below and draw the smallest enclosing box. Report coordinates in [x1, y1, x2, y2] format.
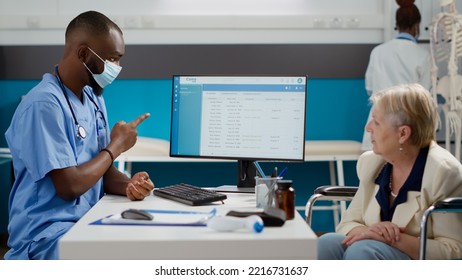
[170, 75, 307, 188]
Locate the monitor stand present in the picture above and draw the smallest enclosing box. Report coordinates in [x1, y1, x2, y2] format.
[214, 160, 262, 193]
[237, 159, 257, 189]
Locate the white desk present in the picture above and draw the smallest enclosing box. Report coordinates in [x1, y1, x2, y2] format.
[59, 193, 317, 260]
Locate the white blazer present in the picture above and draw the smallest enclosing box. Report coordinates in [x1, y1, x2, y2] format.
[337, 142, 462, 259]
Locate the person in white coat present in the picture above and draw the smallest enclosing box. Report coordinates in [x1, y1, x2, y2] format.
[362, 0, 431, 151]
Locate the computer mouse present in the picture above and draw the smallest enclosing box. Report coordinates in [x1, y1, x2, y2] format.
[121, 208, 153, 221]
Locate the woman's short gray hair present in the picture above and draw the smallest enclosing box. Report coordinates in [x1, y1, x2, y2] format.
[370, 83, 437, 148]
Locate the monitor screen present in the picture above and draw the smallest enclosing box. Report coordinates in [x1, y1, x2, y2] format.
[170, 75, 307, 188]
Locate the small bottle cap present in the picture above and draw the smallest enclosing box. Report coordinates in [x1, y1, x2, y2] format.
[277, 180, 292, 189]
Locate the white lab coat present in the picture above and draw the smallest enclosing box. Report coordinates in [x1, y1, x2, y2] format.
[362, 37, 432, 151]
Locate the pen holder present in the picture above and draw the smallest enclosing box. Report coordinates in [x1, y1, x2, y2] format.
[255, 176, 280, 208]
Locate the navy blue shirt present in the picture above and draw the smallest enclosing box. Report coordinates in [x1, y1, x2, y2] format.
[375, 146, 429, 221]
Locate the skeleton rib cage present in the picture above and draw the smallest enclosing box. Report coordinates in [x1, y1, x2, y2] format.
[430, 9, 462, 160]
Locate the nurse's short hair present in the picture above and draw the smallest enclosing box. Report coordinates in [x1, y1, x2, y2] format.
[65, 11, 122, 42]
[370, 83, 437, 148]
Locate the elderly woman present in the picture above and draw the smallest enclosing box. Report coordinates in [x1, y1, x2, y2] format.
[318, 83, 462, 260]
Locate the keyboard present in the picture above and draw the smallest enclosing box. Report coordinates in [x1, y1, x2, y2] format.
[153, 183, 228, 206]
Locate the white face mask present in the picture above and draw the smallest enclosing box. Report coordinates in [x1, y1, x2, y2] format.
[83, 47, 122, 88]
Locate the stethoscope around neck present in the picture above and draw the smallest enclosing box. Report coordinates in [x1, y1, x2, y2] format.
[54, 65, 104, 140]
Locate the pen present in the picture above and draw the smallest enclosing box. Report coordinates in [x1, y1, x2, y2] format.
[278, 167, 288, 178]
[271, 167, 278, 178]
[253, 161, 266, 178]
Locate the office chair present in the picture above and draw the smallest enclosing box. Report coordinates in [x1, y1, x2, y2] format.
[306, 186, 462, 260]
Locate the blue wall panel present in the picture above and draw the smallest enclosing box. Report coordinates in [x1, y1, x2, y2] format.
[0, 160, 12, 233]
[306, 79, 370, 141]
[104, 79, 173, 141]
[1, 78, 370, 143]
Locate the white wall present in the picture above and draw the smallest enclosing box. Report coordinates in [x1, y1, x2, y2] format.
[0, 0, 458, 45]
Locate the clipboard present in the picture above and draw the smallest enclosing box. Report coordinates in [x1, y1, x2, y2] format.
[90, 208, 217, 227]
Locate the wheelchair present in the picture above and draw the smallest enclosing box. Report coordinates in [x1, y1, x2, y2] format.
[305, 185, 462, 260]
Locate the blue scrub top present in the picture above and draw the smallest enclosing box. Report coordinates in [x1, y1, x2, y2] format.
[4, 73, 109, 259]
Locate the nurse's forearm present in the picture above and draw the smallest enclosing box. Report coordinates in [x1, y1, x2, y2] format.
[49, 149, 115, 200]
[102, 165, 131, 196]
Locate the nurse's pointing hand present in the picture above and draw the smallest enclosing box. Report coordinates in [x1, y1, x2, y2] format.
[108, 112, 151, 156]
[129, 113, 150, 128]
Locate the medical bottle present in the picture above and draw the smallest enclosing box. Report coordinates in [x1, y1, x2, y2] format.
[274, 180, 295, 220]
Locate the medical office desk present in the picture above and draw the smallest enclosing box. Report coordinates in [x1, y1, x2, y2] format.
[59, 192, 317, 260]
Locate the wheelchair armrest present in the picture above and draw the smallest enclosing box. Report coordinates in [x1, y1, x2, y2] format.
[305, 185, 358, 225]
[419, 197, 462, 259]
[433, 197, 462, 210]
[314, 185, 358, 197]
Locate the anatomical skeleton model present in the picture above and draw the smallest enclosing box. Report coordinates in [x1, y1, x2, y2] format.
[430, 0, 462, 160]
